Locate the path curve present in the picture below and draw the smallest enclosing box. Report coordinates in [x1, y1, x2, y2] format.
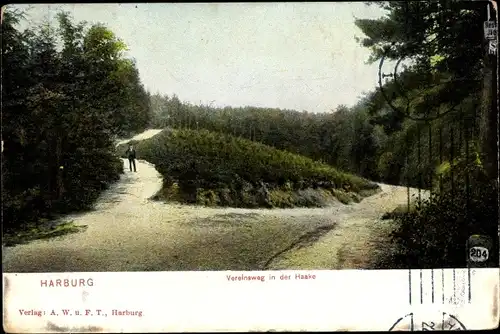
[2, 129, 425, 272]
[266, 183, 427, 269]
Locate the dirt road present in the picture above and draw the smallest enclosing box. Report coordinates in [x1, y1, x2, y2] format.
[2, 130, 423, 272]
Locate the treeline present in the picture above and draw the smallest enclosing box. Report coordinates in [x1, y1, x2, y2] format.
[146, 1, 498, 268]
[2, 10, 151, 233]
[149, 95, 387, 183]
[148, 88, 474, 191]
[144, 2, 495, 195]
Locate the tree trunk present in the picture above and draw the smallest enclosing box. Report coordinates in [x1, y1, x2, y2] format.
[56, 136, 64, 200]
[479, 22, 498, 181]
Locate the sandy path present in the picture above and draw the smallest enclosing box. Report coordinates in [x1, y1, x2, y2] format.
[115, 129, 165, 147]
[266, 184, 427, 270]
[2, 129, 425, 273]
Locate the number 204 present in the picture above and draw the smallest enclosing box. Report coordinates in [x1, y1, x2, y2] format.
[469, 246, 489, 262]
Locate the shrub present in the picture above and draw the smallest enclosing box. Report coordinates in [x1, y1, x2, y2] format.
[381, 202, 418, 220]
[330, 189, 352, 204]
[384, 162, 499, 269]
[117, 128, 380, 208]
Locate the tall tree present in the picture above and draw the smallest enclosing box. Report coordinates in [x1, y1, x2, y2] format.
[355, 1, 496, 179]
[2, 9, 153, 232]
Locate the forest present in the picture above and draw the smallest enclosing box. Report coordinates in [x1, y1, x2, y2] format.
[2, 10, 151, 235]
[3, 2, 498, 268]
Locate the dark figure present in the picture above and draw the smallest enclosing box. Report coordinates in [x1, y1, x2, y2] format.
[126, 145, 137, 172]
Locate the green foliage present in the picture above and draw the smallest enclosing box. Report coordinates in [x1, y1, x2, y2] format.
[2, 9, 149, 235]
[386, 163, 498, 268]
[351, 1, 488, 186]
[381, 202, 417, 220]
[196, 189, 219, 207]
[330, 189, 354, 205]
[354, 2, 498, 268]
[146, 77, 484, 192]
[117, 128, 379, 208]
[4, 2, 497, 268]
[3, 221, 88, 247]
[148, 96, 387, 183]
[356, 1, 485, 80]
[146, 76, 485, 194]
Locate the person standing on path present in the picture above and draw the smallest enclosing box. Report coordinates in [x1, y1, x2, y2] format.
[126, 145, 137, 172]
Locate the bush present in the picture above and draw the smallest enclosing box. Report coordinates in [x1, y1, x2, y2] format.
[3, 147, 123, 235]
[384, 162, 499, 269]
[58, 149, 123, 212]
[118, 128, 380, 207]
[330, 189, 352, 204]
[381, 202, 418, 220]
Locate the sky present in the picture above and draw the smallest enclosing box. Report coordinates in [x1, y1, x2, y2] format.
[8, 3, 388, 113]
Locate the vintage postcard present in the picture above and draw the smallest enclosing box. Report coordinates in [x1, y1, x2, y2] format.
[2, 1, 499, 332]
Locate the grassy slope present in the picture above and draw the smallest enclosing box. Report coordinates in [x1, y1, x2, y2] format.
[117, 128, 380, 208]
